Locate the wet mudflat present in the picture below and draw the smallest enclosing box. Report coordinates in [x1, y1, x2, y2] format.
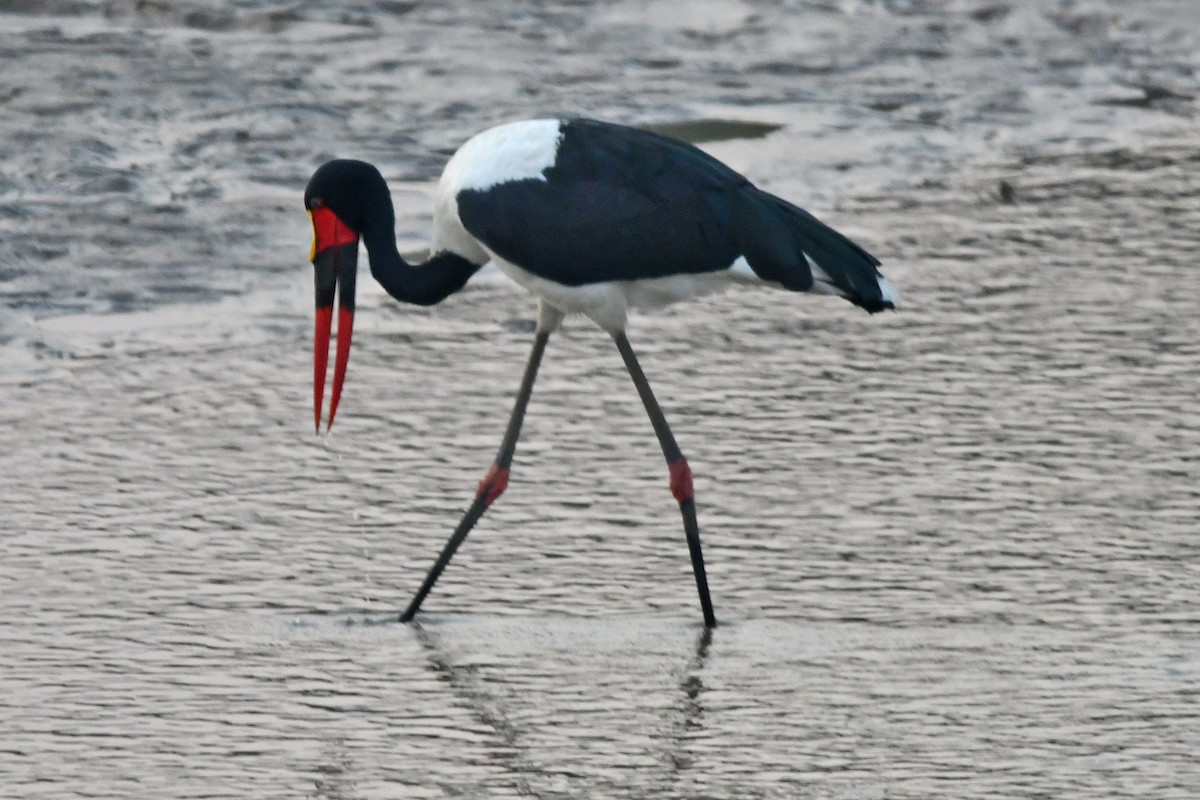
[2, 1, 1198, 798]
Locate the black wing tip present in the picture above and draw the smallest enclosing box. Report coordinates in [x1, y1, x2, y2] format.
[859, 298, 896, 314]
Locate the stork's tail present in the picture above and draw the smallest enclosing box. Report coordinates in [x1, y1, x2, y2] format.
[732, 188, 897, 313]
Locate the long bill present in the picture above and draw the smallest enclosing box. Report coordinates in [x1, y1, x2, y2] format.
[311, 207, 359, 432]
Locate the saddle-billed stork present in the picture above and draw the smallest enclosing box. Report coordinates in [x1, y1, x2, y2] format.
[305, 118, 897, 628]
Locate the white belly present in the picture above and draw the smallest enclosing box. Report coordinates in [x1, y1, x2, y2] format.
[490, 254, 757, 333]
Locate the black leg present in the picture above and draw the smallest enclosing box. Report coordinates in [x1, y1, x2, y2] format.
[612, 332, 717, 628]
[399, 330, 550, 622]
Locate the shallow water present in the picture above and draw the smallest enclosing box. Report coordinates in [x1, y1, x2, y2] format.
[2, 1, 1199, 798]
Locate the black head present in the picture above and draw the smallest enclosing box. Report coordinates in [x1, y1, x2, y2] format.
[304, 159, 393, 236]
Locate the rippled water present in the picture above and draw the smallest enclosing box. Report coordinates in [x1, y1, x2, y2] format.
[2, 1, 1198, 798]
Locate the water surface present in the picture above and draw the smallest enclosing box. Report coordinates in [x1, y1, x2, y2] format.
[2, 1, 1198, 797]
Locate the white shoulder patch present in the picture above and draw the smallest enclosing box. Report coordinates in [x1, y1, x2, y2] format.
[431, 119, 563, 260]
[440, 119, 563, 194]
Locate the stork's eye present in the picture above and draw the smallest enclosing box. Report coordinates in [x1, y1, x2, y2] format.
[307, 196, 324, 210]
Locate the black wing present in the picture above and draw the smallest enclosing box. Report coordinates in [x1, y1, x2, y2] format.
[454, 119, 748, 286]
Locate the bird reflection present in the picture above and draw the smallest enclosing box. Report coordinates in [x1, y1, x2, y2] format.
[668, 625, 712, 773]
[409, 618, 714, 789]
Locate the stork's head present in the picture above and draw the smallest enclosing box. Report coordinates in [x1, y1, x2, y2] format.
[304, 159, 390, 432]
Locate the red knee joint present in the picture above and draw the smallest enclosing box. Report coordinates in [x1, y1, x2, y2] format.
[476, 465, 509, 507]
[668, 458, 694, 505]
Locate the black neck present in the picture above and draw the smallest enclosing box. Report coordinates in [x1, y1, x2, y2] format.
[362, 221, 481, 307]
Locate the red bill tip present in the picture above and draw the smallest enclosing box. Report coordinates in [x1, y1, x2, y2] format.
[314, 305, 333, 432]
[326, 305, 354, 431]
